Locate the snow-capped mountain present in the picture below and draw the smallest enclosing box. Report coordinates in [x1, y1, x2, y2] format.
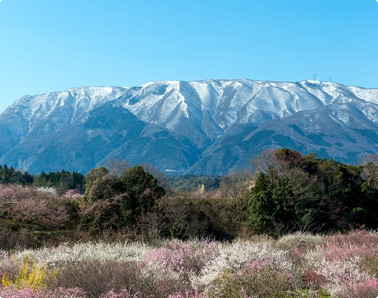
[0, 79, 377, 175]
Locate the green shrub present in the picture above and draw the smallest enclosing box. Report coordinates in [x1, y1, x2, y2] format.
[81, 166, 165, 231]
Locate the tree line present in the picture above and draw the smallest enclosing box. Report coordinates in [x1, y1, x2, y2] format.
[0, 149, 377, 249]
[74, 150, 378, 239]
[0, 165, 85, 194]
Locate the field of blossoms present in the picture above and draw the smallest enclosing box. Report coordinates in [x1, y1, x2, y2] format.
[0, 230, 377, 298]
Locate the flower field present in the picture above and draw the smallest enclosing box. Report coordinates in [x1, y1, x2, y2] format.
[0, 230, 377, 297]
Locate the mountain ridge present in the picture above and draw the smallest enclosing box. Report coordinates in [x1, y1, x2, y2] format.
[0, 79, 377, 175]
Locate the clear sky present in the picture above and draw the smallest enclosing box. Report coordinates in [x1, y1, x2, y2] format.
[0, 0, 377, 112]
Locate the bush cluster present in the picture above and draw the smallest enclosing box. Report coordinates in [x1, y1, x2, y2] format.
[0, 185, 77, 249]
[0, 150, 377, 248]
[0, 231, 377, 297]
[81, 165, 165, 234]
[0, 153, 377, 296]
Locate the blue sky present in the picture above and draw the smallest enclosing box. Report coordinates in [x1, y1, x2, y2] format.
[0, 0, 377, 112]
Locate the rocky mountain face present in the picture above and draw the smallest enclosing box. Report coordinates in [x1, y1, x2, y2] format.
[0, 80, 377, 175]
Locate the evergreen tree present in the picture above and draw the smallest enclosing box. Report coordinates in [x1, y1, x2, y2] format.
[247, 149, 378, 236]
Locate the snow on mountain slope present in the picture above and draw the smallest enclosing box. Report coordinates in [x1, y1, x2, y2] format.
[187, 101, 378, 175]
[3, 86, 128, 136]
[3, 80, 377, 137]
[0, 103, 201, 174]
[11, 86, 127, 121]
[117, 80, 378, 142]
[0, 79, 377, 174]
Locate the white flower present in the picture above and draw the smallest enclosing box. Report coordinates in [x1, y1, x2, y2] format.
[191, 239, 292, 288]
